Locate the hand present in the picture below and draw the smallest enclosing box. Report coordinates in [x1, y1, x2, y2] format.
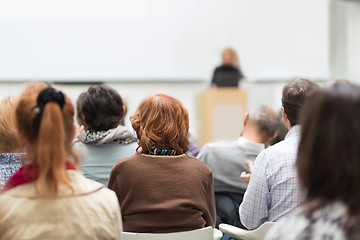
[74, 124, 85, 138]
[210, 84, 218, 90]
[240, 161, 253, 184]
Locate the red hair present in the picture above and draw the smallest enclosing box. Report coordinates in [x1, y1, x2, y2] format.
[131, 94, 189, 154]
[15, 82, 77, 195]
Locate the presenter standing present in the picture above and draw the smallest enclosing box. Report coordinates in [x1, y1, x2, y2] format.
[211, 48, 244, 88]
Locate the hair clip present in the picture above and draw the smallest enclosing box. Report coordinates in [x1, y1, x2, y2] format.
[33, 107, 40, 113]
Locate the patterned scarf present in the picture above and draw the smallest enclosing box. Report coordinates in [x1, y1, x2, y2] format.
[0, 153, 24, 189]
[77, 125, 137, 145]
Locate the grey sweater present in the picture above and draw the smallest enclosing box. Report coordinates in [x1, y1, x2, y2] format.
[197, 137, 264, 194]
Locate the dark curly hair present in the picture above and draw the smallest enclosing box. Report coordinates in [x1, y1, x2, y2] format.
[78, 85, 124, 131]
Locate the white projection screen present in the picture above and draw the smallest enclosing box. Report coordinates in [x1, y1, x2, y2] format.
[0, 0, 329, 82]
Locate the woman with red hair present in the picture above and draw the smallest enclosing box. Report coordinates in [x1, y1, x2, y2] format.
[0, 82, 122, 240]
[108, 94, 216, 233]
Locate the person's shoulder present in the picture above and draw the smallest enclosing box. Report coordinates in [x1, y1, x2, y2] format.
[66, 171, 120, 210]
[184, 155, 213, 174]
[198, 140, 244, 163]
[200, 142, 215, 153]
[261, 137, 296, 156]
[77, 175, 116, 197]
[253, 140, 286, 165]
[110, 155, 138, 173]
[67, 170, 110, 193]
[114, 154, 138, 165]
[92, 183, 118, 201]
[214, 66, 222, 71]
[202, 141, 235, 152]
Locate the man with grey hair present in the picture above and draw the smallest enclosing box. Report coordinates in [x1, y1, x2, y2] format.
[197, 105, 279, 228]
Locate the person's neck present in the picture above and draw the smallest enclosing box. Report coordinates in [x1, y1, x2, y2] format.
[283, 118, 292, 130]
[241, 129, 264, 145]
[286, 123, 294, 131]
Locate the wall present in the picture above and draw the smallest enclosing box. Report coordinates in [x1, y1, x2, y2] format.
[330, 0, 360, 82]
[0, 0, 329, 81]
[5, 0, 360, 144]
[346, 2, 360, 82]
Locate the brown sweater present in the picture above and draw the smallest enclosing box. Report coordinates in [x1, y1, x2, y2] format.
[108, 154, 216, 233]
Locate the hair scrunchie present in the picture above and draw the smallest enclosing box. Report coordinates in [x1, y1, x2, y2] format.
[33, 87, 65, 134]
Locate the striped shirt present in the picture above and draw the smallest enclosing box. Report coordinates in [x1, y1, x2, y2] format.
[239, 125, 304, 229]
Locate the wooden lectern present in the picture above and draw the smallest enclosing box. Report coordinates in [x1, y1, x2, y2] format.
[196, 88, 247, 146]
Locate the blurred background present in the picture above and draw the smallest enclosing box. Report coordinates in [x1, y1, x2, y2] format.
[0, 0, 359, 140]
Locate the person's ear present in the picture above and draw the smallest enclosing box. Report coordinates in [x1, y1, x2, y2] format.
[243, 113, 249, 126]
[264, 133, 277, 148]
[122, 105, 126, 119]
[282, 107, 292, 129]
[281, 107, 287, 122]
[268, 133, 277, 142]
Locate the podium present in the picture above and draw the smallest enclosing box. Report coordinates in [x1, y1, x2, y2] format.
[196, 88, 247, 146]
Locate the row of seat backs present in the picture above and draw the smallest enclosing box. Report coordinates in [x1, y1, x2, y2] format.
[122, 222, 275, 240]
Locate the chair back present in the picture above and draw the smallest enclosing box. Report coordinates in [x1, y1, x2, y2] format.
[219, 222, 276, 240]
[122, 226, 213, 240]
[213, 228, 223, 240]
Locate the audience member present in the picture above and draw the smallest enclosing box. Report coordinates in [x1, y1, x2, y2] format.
[198, 105, 279, 228]
[211, 48, 244, 87]
[0, 96, 24, 189]
[239, 78, 320, 229]
[0, 82, 122, 239]
[75, 85, 137, 185]
[266, 82, 360, 239]
[186, 133, 201, 157]
[108, 94, 216, 233]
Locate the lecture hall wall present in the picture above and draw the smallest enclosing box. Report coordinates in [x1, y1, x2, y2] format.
[1, 0, 360, 142]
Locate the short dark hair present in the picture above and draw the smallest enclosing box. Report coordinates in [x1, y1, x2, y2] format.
[297, 82, 360, 234]
[78, 85, 124, 131]
[76, 92, 86, 126]
[281, 78, 320, 126]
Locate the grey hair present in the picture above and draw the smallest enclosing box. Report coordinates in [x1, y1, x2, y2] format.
[248, 105, 280, 140]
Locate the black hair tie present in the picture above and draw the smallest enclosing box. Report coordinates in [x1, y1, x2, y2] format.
[33, 87, 65, 135]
